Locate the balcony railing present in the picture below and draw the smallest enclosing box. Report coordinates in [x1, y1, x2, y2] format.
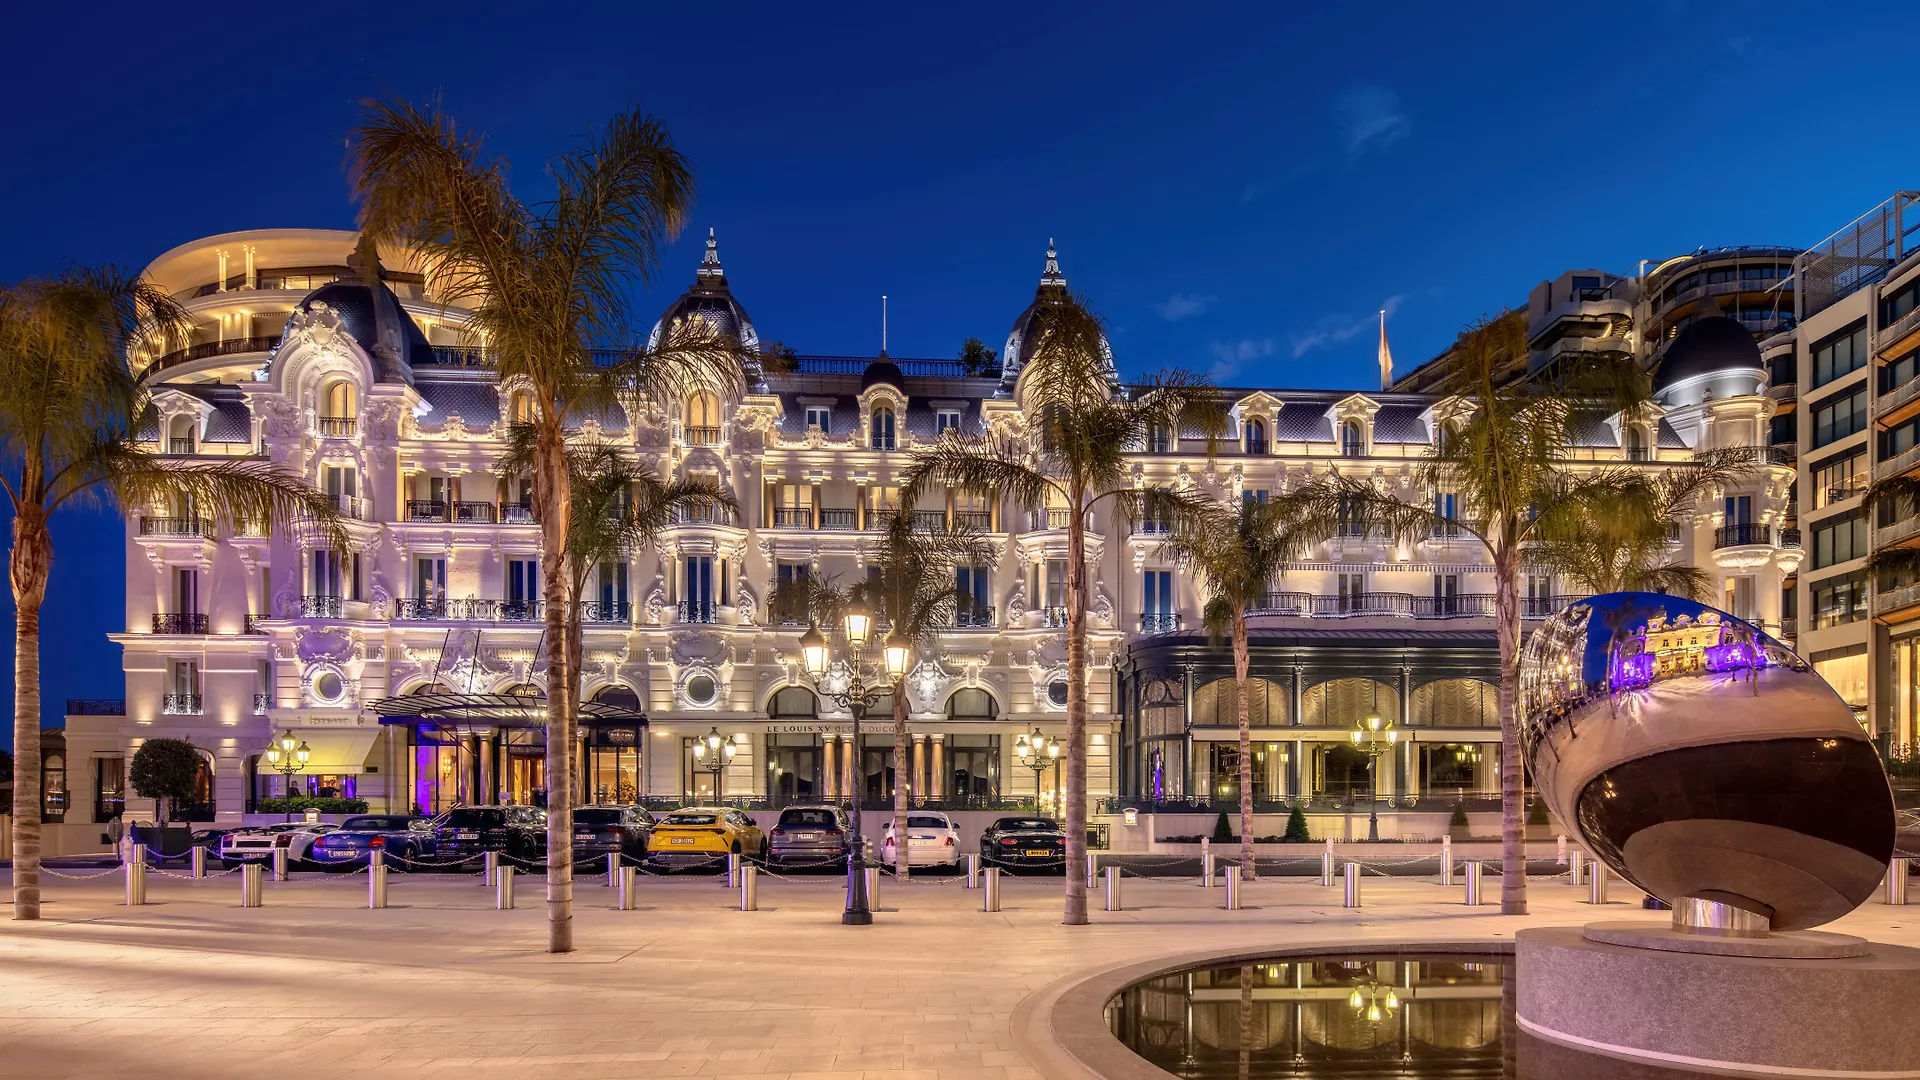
[818, 508, 858, 530]
[1877, 513, 1920, 548]
[1140, 613, 1180, 633]
[406, 499, 448, 522]
[1713, 523, 1773, 548]
[66, 699, 126, 716]
[151, 613, 209, 635]
[949, 608, 995, 628]
[1877, 582, 1920, 615]
[951, 510, 993, 531]
[1779, 527, 1803, 550]
[1781, 616, 1797, 637]
[678, 600, 718, 624]
[253, 693, 270, 716]
[1036, 605, 1068, 627]
[1768, 381, 1798, 402]
[162, 694, 203, 715]
[1248, 592, 1504, 619]
[1884, 443, 1920, 480]
[167, 437, 196, 455]
[1032, 509, 1075, 530]
[1875, 305, 1920, 354]
[394, 598, 548, 622]
[1521, 595, 1591, 619]
[502, 504, 536, 524]
[322, 493, 368, 520]
[1134, 521, 1173, 537]
[910, 510, 948, 533]
[1411, 594, 1497, 618]
[1878, 376, 1920, 421]
[772, 507, 814, 528]
[139, 335, 283, 381]
[671, 502, 734, 525]
[1429, 521, 1465, 540]
[316, 416, 357, 438]
[682, 425, 721, 446]
[244, 614, 268, 635]
[453, 501, 497, 524]
[297, 595, 344, 618]
[1724, 445, 1794, 468]
[139, 516, 215, 539]
[580, 599, 631, 623]
[867, 509, 900, 531]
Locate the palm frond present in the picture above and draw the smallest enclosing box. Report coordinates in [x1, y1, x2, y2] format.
[900, 437, 1054, 512]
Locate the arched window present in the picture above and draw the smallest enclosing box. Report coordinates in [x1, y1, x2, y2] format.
[1626, 426, 1648, 462]
[684, 391, 720, 445]
[1341, 420, 1365, 458]
[947, 688, 998, 720]
[1192, 677, 1289, 727]
[166, 415, 196, 455]
[1409, 679, 1497, 728]
[321, 380, 357, 419]
[769, 686, 818, 718]
[508, 390, 534, 425]
[1300, 677, 1399, 729]
[1147, 424, 1174, 454]
[871, 406, 896, 450]
[592, 684, 642, 713]
[1245, 417, 1268, 455]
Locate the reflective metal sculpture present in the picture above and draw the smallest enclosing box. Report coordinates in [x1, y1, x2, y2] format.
[1519, 592, 1894, 930]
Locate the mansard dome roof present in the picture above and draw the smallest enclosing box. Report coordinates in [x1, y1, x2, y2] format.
[999, 239, 1112, 394]
[860, 355, 905, 392]
[1653, 315, 1764, 393]
[291, 269, 435, 384]
[648, 228, 759, 352]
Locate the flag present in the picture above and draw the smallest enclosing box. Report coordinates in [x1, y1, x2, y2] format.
[1378, 310, 1393, 390]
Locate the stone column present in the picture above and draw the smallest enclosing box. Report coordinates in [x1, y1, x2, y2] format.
[911, 734, 927, 804]
[842, 736, 858, 803]
[930, 735, 945, 800]
[822, 735, 839, 800]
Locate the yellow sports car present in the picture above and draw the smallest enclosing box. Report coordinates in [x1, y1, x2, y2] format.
[646, 807, 767, 868]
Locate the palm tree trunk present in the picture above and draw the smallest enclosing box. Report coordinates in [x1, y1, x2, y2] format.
[892, 688, 909, 883]
[534, 427, 574, 952]
[1494, 542, 1527, 915]
[1233, 608, 1254, 880]
[10, 509, 50, 921]
[1062, 495, 1089, 925]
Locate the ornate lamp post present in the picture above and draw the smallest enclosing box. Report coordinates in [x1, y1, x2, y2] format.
[1348, 710, 1398, 842]
[799, 601, 910, 926]
[1014, 726, 1060, 817]
[262, 729, 310, 823]
[691, 726, 738, 802]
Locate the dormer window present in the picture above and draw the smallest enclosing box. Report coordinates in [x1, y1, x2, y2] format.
[1341, 420, 1365, 457]
[167, 416, 196, 456]
[936, 409, 962, 436]
[1245, 417, 1268, 455]
[805, 406, 832, 433]
[871, 406, 896, 450]
[685, 391, 721, 446]
[321, 379, 357, 419]
[1627, 426, 1649, 462]
[1147, 424, 1174, 454]
[507, 390, 534, 425]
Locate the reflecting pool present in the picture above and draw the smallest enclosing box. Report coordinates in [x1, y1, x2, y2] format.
[1105, 951, 1716, 1079]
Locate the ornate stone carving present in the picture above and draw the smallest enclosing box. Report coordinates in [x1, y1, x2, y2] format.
[284, 301, 349, 357]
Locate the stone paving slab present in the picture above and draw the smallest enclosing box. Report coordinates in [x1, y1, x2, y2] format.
[5, 868, 1919, 1079]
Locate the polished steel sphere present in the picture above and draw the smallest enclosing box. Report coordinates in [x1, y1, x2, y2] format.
[1519, 592, 1894, 930]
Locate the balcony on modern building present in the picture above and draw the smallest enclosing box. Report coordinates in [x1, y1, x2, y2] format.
[1875, 581, 1920, 622]
[1533, 333, 1634, 370]
[162, 694, 203, 715]
[1875, 304, 1920, 358]
[1882, 443, 1920, 482]
[150, 613, 209, 635]
[1877, 375, 1920, 430]
[1876, 513, 1920, 550]
[137, 335, 283, 382]
[1767, 381, 1798, 404]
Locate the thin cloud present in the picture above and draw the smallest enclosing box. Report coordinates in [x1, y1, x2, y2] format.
[1154, 293, 1218, 322]
[1288, 295, 1405, 358]
[1332, 84, 1410, 159]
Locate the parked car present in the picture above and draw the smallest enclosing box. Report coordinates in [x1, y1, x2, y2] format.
[882, 811, 962, 870]
[189, 827, 238, 869]
[217, 823, 333, 866]
[308, 815, 434, 869]
[431, 806, 547, 867]
[980, 816, 1067, 869]
[571, 805, 655, 870]
[767, 805, 853, 869]
[647, 807, 766, 870]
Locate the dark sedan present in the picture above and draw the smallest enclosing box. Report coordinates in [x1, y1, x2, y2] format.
[308, 814, 434, 869]
[571, 805, 654, 870]
[431, 806, 547, 868]
[981, 816, 1067, 870]
[767, 805, 853, 869]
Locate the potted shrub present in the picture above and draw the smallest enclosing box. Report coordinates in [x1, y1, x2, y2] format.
[1447, 801, 1472, 843]
[1283, 804, 1311, 843]
[1211, 811, 1235, 844]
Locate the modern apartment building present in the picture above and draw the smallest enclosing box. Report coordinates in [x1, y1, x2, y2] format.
[49, 228, 1790, 851]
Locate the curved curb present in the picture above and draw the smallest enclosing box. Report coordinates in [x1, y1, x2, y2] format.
[1011, 938, 1516, 1080]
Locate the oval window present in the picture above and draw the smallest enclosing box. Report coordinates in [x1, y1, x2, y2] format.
[1047, 680, 1070, 707]
[312, 671, 345, 704]
[686, 674, 717, 706]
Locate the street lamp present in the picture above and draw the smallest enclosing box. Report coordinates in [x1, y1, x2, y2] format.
[797, 607, 909, 925]
[1348, 710, 1398, 842]
[262, 729, 310, 823]
[1014, 726, 1060, 817]
[691, 725, 737, 801]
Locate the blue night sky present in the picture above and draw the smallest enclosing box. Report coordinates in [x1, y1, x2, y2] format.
[1, 2, 1916, 747]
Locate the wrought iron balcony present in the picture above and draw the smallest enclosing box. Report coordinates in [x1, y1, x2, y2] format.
[818, 508, 858, 530]
[151, 613, 209, 635]
[162, 694, 203, 715]
[253, 693, 270, 715]
[1140, 612, 1181, 633]
[950, 608, 995, 628]
[499, 599, 542, 622]
[772, 507, 814, 528]
[910, 510, 948, 533]
[951, 510, 993, 531]
[139, 516, 214, 539]
[298, 595, 344, 618]
[1411, 594, 1496, 618]
[866, 509, 900, 531]
[671, 502, 733, 525]
[140, 335, 282, 381]
[322, 493, 368, 520]
[406, 499, 448, 522]
[1037, 605, 1068, 627]
[452, 501, 497, 523]
[1134, 521, 1172, 537]
[1429, 521, 1465, 540]
[678, 600, 717, 624]
[1779, 527, 1803, 550]
[580, 600, 630, 623]
[244, 613, 268, 635]
[1521, 595, 1590, 619]
[393, 597, 448, 620]
[66, 699, 126, 716]
[1713, 523, 1773, 548]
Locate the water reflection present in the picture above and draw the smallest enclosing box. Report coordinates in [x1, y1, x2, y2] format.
[1106, 953, 1716, 1078]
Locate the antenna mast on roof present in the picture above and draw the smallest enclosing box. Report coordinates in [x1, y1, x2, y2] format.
[882, 295, 888, 355]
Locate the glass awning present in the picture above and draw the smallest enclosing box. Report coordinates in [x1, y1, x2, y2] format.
[368, 692, 645, 729]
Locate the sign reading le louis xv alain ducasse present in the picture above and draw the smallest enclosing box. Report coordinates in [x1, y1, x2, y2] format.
[766, 722, 856, 735]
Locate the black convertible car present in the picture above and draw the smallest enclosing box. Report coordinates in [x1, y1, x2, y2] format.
[980, 816, 1067, 870]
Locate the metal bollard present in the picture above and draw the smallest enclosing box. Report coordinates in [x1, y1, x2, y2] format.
[617, 865, 638, 910]
[190, 846, 207, 879]
[124, 857, 147, 907]
[727, 853, 741, 888]
[1343, 861, 1362, 908]
[240, 862, 263, 907]
[1556, 834, 1569, 865]
[982, 867, 1002, 912]
[1086, 852, 1099, 889]
[1463, 860, 1483, 906]
[1201, 851, 1215, 887]
[608, 858, 620, 887]
[483, 850, 499, 887]
[964, 853, 980, 888]
[272, 847, 288, 882]
[1223, 869, 1240, 910]
[865, 866, 880, 910]
[1888, 859, 1911, 906]
[1320, 848, 1335, 886]
[1439, 836, 1453, 886]
[496, 865, 516, 910]
[1588, 860, 1609, 905]
[740, 865, 758, 911]
[369, 865, 388, 909]
[1104, 865, 1123, 911]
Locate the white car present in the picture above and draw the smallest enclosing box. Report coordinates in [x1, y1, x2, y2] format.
[217, 823, 336, 866]
[881, 811, 961, 870]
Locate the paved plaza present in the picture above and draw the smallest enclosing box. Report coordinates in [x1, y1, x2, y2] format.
[5, 864, 1920, 1080]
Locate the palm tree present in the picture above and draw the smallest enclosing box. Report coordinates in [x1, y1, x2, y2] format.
[901, 293, 1225, 923]
[1, 267, 345, 921]
[1285, 311, 1673, 915]
[1161, 494, 1314, 879]
[352, 99, 748, 952]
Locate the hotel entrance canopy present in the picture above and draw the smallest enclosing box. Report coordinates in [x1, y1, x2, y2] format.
[368, 692, 647, 730]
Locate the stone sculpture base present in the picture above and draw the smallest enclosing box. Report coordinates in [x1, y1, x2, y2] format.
[1517, 925, 1920, 1077]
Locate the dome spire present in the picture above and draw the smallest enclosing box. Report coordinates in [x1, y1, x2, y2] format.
[697, 227, 725, 284]
[1040, 237, 1064, 287]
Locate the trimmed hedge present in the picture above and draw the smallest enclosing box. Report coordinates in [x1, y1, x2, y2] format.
[257, 797, 369, 814]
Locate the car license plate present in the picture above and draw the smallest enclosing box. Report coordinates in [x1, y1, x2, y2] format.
[455, 831, 479, 839]
[1025, 849, 1051, 857]
[669, 837, 695, 845]
[798, 833, 819, 841]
